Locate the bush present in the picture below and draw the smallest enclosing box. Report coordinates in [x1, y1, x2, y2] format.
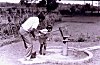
[77, 37, 85, 42]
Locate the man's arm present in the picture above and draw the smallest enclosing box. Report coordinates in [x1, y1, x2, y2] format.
[30, 29, 36, 38]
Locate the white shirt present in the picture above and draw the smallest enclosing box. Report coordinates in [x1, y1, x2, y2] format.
[39, 29, 48, 34]
[22, 17, 39, 32]
[38, 29, 49, 38]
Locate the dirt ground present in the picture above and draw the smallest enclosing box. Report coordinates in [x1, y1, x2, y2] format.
[0, 16, 100, 65]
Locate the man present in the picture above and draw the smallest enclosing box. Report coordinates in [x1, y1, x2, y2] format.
[19, 14, 45, 60]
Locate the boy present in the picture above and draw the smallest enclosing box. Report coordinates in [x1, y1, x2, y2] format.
[38, 25, 52, 55]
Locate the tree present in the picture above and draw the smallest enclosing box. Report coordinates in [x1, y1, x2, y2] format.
[46, 0, 59, 12]
[20, 0, 25, 5]
[70, 6, 75, 15]
[20, 0, 31, 7]
[36, 0, 46, 7]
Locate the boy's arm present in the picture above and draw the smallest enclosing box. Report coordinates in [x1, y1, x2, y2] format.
[32, 28, 45, 35]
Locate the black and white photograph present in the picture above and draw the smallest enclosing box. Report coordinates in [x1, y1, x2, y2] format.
[0, 0, 100, 65]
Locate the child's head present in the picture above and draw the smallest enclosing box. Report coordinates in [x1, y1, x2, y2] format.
[46, 25, 52, 32]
